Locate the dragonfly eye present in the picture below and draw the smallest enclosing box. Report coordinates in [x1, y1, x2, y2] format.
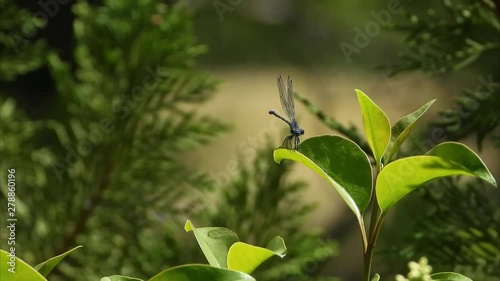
[300, 129, 304, 135]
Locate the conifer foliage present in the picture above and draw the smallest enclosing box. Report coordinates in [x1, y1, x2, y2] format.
[1, 1, 337, 280]
[386, 0, 499, 278]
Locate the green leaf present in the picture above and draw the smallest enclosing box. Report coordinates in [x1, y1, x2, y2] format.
[371, 273, 380, 281]
[377, 142, 497, 212]
[355, 89, 391, 166]
[273, 135, 372, 219]
[265, 236, 287, 255]
[34, 245, 83, 276]
[430, 272, 473, 281]
[0, 249, 46, 281]
[426, 142, 496, 186]
[184, 220, 239, 268]
[100, 276, 143, 281]
[227, 236, 286, 274]
[383, 99, 435, 164]
[148, 264, 255, 281]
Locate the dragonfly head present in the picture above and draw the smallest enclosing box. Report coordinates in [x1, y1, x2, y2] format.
[290, 127, 304, 136]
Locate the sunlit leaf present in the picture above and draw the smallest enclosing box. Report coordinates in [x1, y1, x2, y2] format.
[383, 99, 435, 164]
[184, 220, 239, 268]
[426, 142, 496, 186]
[377, 142, 497, 212]
[34, 245, 83, 277]
[227, 236, 286, 274]
[0, 249, 46, 281]
[356, 89, 391, 166]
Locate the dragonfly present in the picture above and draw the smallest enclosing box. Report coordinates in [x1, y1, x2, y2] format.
[268, 75, 305, 150]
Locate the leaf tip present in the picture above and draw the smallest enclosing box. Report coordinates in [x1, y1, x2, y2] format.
[184, 220, 193, 232]
[488, 177, 497, 188]
[267, 236, 287, 257]
[354, 89, 365, 96]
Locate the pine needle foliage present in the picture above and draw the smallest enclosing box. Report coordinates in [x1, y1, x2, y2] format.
[1, 1, 340, 280]
[393, 179, 499, 278]
[3, 1, 229, 280]
[47, 1, 231, 279]
[385, 0, 500, 148]
[382, 0, 500, 278]
[432, 79, 499, 149]
[386, 0, 499, 76]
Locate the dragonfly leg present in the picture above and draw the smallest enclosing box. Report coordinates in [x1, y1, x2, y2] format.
[294, 136, 300, 150]
[281, 135, 294, 150]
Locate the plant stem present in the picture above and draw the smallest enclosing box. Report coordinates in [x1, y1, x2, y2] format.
[363, 242, 374, 281]
[363, 212, 385, 281]
[358, 218, 368, 252]
[364, 200, 378, 280]
[363, 162, 383, 281]
[367, 189, 380, 244]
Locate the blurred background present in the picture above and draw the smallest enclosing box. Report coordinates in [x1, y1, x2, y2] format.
[1, 0, 499, 280]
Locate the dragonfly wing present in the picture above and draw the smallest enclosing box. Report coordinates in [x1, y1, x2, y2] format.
[277, 75, 289, 120]
[276, 75, 296, 121]
[286, 75, 296, 121]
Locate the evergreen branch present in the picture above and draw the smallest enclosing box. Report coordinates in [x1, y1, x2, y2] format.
[56, 151, 114, 256]
[393, 179, 500, 275]
[386, 0, 500, 76]
[432, 81, 499, 149]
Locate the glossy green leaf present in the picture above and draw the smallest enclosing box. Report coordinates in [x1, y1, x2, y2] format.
[383, 99, 435, 164]
[377, 142, 497, 212]
[430, 272, 473, 281]
[100, 276, 143, 281]
[426, 142, 496, 186]
[0, 249, 46, 281]
[227, 236, 286, 274]
[149, 264, 255, 281]
[273, 135, 372, 219]
[356, 89, 391, 166]
[34, 245, 83, 276]
[184, 220, 239, 268]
